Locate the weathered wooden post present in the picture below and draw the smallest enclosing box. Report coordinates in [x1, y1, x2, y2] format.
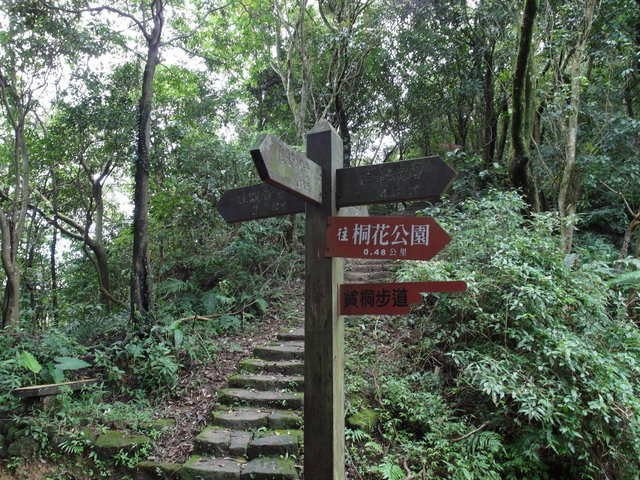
[304, 120, 345, 480]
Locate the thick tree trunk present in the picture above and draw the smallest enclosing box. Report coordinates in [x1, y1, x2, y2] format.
[131, 0, 163, 328]
[509, 0, 540, 212]
[2, 270, 20, 329]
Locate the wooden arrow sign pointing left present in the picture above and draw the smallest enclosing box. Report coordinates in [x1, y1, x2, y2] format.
[251, 134, 322, 205]
[215, 183, 305, 223]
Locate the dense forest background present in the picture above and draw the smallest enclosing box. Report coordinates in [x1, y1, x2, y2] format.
[1, 0, 640, 478]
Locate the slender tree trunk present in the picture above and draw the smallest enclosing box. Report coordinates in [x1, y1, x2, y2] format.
[558, 0, 596, 253]
[509, 0, 540, 212]
[50, 170, 59, 326]
[0, 75, 31, 328]
[272, 0, 309, 246]
[335, 94, 352, 167]
[482, 43, 496, 167]
[494, 97, 509, 165]
[131, 0, 163, 328]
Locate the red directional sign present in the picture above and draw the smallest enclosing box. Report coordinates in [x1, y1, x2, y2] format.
[339, 281, 467, 315]
[325, 216, 452, 260]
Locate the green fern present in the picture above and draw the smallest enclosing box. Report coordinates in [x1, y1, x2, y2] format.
[467, 430, 504, 455]
[371, 460, 405, 480]
[345, 428, 371, 443]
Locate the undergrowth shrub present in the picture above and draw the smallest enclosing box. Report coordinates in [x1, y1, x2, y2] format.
[375, 373, 503, 479]
[395, 190, 640, 479]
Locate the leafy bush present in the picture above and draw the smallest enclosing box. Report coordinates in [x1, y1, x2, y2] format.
[373, 373, 503, 480]
[395, 190, 640, 479]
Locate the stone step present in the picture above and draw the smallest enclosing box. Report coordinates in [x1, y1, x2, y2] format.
[344, 271, 390, 283]
[181, 456, 244, 480]
[345, 263, 388, 274]
[277, 328, 305, 341]
[218, 389, 304, 410]
[193, 428, 253, 458]
[253, 343, 304, 362]
[135, 461, 182, 479]
[243, 456, 299, 480]
[210, 408, 302, 430]
[238, 359, 304, 376]
[228, 373, 304, 392]
[181, 455, 298, 480]
[247, 432, 300, 459]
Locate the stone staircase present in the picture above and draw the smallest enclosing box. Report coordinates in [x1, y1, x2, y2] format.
[136, 328, 305, 480]
[135, 208, 423, 479]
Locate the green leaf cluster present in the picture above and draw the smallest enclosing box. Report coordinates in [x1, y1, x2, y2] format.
[397, 190, 640, 479]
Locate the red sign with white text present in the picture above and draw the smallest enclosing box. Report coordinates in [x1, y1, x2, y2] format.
[339, 281, 467, 315]
[325, 216, 451, 260]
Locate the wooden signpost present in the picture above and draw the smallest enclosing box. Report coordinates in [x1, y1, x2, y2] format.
[215, 121, 463, 480]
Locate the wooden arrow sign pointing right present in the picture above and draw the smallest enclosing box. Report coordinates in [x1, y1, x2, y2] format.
[325, 216, 452, 260]
[335, 156, 456, 207]
[339, 281, 467, 315]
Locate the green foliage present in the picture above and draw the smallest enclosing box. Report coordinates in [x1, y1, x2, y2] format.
[373, 374, 503, 480]
[19, 351, 42, 379]
[93, 334, 181, 395]
[396, 190, 640, 479]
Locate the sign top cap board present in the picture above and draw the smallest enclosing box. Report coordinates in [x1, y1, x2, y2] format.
[251, 134, 322, 205]
[335, 155, 457, 208]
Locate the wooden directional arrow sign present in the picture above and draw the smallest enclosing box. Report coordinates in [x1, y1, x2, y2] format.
[251, 134, 322, 205]
[325, 216, 452, 260]
[215, 183, 305, 223]
[339, 281, 467, 315]
[335, 156, 456, 207]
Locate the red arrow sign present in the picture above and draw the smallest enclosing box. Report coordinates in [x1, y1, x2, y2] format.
[325, 216, 451, 260]
[339, 281, 467, 315]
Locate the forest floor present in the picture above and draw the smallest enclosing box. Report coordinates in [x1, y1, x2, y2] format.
[0, 283, 306, 479]
[152, 295, 304, 464]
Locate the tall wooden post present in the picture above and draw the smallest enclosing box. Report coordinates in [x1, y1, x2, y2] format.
[304, 120, 345, 480]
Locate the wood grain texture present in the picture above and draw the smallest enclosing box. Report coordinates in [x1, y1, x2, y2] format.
[304, 120, 345, 480]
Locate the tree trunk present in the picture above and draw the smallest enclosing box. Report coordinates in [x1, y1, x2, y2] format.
[508, 0, 540, 212]
[131, 0, 163, 328]
[557, 0, 596, 253]
[50, 170, 59, 326]
[482, 43, 497, 167]
[335, 94, 352, 167]
[0, 73, 31, 328]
